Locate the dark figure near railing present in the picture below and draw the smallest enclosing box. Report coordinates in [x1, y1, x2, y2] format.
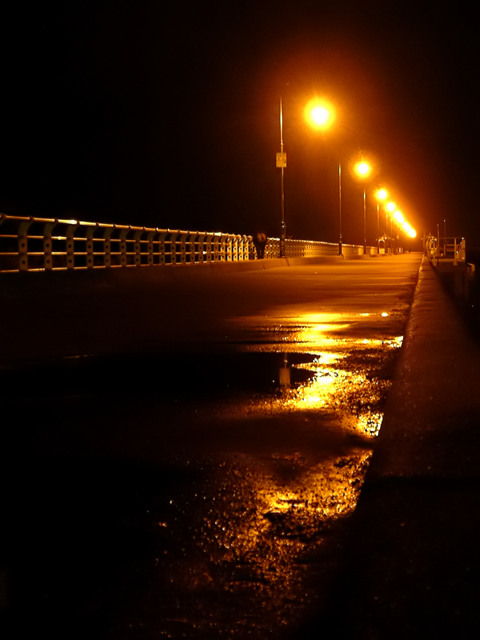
[253, 232, 267, 259]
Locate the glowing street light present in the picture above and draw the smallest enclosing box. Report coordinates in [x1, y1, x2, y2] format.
[353, 160, 373, 252]
[354, 161, 372, 179]
[374, 187, 388, 239]
[402, 221, 417, 238]
[304, 98, 336, 130]
[384, 201, 396, 237]
[305, 97, 342, 254]
[311, 105, 330, 126]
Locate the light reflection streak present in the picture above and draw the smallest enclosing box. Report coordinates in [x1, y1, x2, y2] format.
[236, 333, 403, 439]
[223, 310, 404, 439]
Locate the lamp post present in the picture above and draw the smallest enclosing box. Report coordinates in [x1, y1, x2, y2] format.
[276, 98, 287, 257]
[304, 98, 339, 252]
[338, 162, 342, 255]
[374, 188, 388, 242]
[386, 201, 396, 240]
[353, 160, 372, 253]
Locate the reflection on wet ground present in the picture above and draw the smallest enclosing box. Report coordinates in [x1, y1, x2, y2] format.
[227, 309, 404, 437]
[121, 311, 404, 638]
[3, 310, 406, 639]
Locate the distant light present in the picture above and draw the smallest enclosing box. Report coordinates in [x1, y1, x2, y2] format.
[386, 202, 396, 212]
[393, 210, 404, 224]
[355, 161, 371, 177]
[402, 222, 417, 238]
[305, 98, 336, 130]
[376, 188, 388, 201]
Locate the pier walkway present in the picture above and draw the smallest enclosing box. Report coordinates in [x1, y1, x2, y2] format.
[2, 252, 480, 637]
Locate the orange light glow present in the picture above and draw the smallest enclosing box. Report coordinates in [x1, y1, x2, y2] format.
[354, 161, 371, 178]
[386, 201, 396, 213]
[402, 222, 417, 238]
[393, 210, 404, 224]
[305, 98, 336, 130]
[375, 188, 388, 201]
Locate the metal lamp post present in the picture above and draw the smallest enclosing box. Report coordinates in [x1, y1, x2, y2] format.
[338, 162, 342, 255]
[276, 98, 287, 258]
[374, 188, 388, 245]
[353, 161, 372, 254]
[304, 98, 338, 250]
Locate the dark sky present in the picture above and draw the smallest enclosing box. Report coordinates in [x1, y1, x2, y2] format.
[1, 1, 479, 246]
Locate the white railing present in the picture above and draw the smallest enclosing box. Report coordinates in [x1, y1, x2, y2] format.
[0, 215, 257, 272]
[264, 237, 366, 259]
[0, 213, 371, 273]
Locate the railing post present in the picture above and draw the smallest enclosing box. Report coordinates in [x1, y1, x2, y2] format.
[169, 232, 177, 264]
[212, 234, 219, 262]
[85, 224, 95, 269]
[18, 219, 33, 272]
[220, 235, 226, 261]
[232, 235, 239, 261]
[178, 232, 188, 263]
[133, 228, 143, 266]
[198, 233, 205, 263]
[43, 220, 56, 270]
[157, 230, 167, 264]
[225, 235, 232, 262]
[205, 234, 214, 262]
[188, 232, 197, 263]
[65, 222, 78, 269]
[146, 230, 155, 265]
[104, 227, 113, 267]
[119, 228, 128, 266]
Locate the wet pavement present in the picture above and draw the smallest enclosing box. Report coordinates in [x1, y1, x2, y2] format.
[0, 254, 422, 638]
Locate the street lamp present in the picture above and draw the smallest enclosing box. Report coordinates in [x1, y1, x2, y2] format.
[353, 160, 372, 253]
[276, 98, 287, 257]
[374, 188, 388, 240]
[393, 209, 405, 225]
[304, 98, 342, 254]
[304, 98, 336, 130]
[385, 201, 396, 238]
[402, 222, 417, 238]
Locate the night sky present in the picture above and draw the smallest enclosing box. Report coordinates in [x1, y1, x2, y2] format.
[1, 2, 479, 247]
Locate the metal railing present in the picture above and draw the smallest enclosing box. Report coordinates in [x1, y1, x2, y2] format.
[424, 234, 466, 266]
[264, 237, 367, 259]
[0, 213, 369, 273]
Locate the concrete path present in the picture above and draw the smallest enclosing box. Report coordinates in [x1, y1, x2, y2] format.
[0, 254, 420, 363]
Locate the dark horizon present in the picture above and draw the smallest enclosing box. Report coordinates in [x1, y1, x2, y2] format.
[1, 2, 479, 246]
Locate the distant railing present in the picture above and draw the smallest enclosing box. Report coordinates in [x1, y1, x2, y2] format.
[424, 234, 466, 266]
[265, 237, 368, 259]
[0, 213, 369, 273]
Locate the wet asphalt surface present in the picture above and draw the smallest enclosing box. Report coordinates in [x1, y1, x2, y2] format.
[0, 254, 422, 638]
